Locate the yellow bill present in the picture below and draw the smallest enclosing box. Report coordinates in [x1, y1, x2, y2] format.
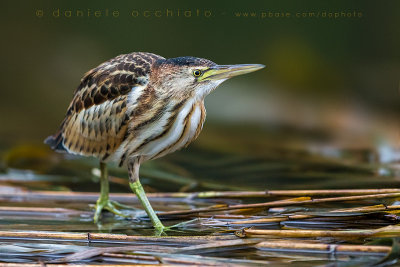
[198, 64, 265, 82]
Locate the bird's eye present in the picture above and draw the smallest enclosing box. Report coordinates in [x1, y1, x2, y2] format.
[192, 69, 202, 77]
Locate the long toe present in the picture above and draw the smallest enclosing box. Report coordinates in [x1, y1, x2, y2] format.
[93, 200, 132, 222]
[110, 200, 137, 210]
[153, 219, 197, 236]
[104, 201, 132, 218]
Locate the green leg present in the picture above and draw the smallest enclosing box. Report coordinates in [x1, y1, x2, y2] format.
[130, 180, 165, 233]
[93, 162, 130, 222]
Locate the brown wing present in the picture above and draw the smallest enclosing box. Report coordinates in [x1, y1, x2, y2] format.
[45, 52, 164, 161]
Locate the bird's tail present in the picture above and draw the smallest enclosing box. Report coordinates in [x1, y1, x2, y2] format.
[44, 131, 67, 152]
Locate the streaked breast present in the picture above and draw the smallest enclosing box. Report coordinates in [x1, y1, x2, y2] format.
[111, 99, 206, 165]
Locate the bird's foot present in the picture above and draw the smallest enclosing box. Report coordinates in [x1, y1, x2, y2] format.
[153, 223, 182, 236]
[93, 198, 133, 222]
[108, 200, 136, 210]
[154, 224, 167, 236]
[153, 219, 198, 236]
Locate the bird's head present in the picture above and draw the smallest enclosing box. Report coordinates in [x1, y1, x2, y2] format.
[151, 56, 265, 100]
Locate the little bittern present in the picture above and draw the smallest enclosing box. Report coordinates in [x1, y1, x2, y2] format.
[45, 52, 264, 232]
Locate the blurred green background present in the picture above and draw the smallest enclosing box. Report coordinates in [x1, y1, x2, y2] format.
[1, 3, 400, 260]
[1, 0, 399, 152]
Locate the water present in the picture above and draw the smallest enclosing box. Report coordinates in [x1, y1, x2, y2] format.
[0, 123, 399, 264]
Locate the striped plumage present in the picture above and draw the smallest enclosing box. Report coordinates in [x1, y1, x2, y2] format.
[46, 52, 212, 167]
[45, 51, 264, 230]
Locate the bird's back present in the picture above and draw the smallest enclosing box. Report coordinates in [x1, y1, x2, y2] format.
[45, 52, 164, 162]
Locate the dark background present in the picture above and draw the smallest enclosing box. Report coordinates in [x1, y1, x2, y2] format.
[1, 0, 399, 151]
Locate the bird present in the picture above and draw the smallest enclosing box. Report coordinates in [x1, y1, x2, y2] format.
[45, 52, 264, 233]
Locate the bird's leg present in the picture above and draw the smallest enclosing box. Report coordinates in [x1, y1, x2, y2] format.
[93, 162, 130, 222]
[128, 159, 165, 233]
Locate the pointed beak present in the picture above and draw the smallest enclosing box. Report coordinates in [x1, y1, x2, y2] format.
[198, 64, 265, 82]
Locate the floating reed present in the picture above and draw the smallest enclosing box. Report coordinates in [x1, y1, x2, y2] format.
[1, 188, 400, 202]
[255, 240, 391, 254]
[237, 225, 400, 238]
[229, 204, 400, 224]
[0, 230, 235, 243]
[159, 193, 400, 216]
